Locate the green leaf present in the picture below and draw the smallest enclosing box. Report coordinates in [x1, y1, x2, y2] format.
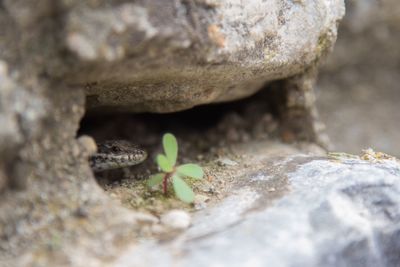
[156, 154, 173, 172]
[163, 133, 178, 166]
[172, 175, 195, 203]
[147, 173, 164, 187]
[177, 164, 204, 179]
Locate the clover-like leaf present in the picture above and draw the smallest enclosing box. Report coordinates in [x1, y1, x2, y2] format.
[172, 175, 195, 203]
[163, 133, 178, 167]
[156, 154, 173, 172]
[177, 164, 203, 179]
[147, 173, 164, 187]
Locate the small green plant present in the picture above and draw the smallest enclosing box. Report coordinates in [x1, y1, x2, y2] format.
[147, 133, 204, 203]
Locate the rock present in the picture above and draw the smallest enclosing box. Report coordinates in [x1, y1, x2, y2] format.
[193, 194, 210, 210]
[217, 157, 239, 167]
[123, 157, 400, 267]
[160, 210, 191, 230]
[0, 1, 346, 266]
[76, 135, 98, 157]
[323, 0, 400, 69]
[317, 0, 400, 156]
[132, 212, 159, 226]
[61, 0, 345, 113]
[0, 4, 159, 267]
[0, 60, 47, 190]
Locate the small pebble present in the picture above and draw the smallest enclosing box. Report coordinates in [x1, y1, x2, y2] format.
[77, 135, 97, 156]
[0, 60, 8, 75]
[74, 207, 89, 218]
[217, 158, 239, 166]
[194, 194, 210, 210]
[133, 212, 159, 225]
[198, 184, 215, 193]
[161, 210, 191, 230]
[151, 224, 166, 235]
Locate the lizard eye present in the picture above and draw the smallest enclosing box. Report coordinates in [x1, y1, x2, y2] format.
[112, 146, 120, 152]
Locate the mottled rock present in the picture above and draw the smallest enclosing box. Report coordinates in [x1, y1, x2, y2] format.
[122, 157, 400, 267]
[61, 0, 345, 113]
[0, 1, 348, 267]
[0, 3, 157, 267]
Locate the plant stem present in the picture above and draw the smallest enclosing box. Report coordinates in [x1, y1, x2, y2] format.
[163, 173, 172, 195]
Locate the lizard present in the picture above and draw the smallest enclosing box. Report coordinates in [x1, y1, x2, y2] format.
[89, 140, 147, 172]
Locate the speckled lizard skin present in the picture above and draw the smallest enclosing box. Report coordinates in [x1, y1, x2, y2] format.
[89, 140, 147, 172]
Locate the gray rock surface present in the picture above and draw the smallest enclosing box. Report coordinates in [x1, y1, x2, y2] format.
[118, 156, 400, 267]
[6, 1, 391, 267]
[61, 0, 345, 112]
[1, 1, 399, 267]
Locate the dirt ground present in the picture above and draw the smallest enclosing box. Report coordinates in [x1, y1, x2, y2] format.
[79, 89, 280, 214]
[79, 86, 325, 215]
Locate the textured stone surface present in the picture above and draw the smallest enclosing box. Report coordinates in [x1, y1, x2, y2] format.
[0, 3, 157, 267]
[0, 1, 354, 267]
[61, 0, 345, 112]
[0, 1, 52, 191]
[119, 157, 400, 267]
[2, 1, 400, 267]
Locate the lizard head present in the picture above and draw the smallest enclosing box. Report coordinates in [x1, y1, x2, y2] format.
[91, 140, 147, 172]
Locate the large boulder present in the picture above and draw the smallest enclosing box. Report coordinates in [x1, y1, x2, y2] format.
[60, 0, 345, 112]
